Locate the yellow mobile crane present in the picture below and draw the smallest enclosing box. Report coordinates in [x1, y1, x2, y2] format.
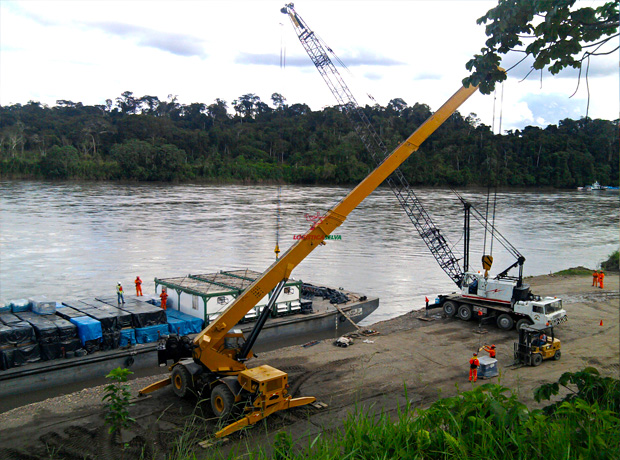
[139, 35, 479, 445]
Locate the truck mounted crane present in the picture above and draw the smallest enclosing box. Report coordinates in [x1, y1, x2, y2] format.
[139, 83, 479, 437]
[281, 3, 567, 332]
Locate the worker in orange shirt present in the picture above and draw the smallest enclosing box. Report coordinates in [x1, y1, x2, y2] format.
[160, 289, 168, 310]
[598, 271, 605, 289]
[135, 276, 143, 296]
[592, 270, 599, 287]
[481, 344, 496, 358]
[469, 352, 479, 382]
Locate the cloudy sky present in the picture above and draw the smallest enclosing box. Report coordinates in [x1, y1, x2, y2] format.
[1, 0, 617, 131]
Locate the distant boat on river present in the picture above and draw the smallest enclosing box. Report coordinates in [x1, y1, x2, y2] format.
[577, 181, 619, 191]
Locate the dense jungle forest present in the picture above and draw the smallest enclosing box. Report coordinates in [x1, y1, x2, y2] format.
[0, 91, 617, 187]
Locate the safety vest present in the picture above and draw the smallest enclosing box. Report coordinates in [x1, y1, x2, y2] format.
[135, 278, 142, 286]
[117, 285, 123, 294]
[469, 357, 479, 369]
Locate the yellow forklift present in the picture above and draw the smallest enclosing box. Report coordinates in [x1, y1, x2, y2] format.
[514, 324, 561, 366]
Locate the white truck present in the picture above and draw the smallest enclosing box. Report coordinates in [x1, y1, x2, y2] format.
[436, 271, 568, 330]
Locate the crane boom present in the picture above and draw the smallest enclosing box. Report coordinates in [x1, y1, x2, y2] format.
[142, 8, 478, 438]
[282, 3, 465, 286]
[193, 83, 478, 374]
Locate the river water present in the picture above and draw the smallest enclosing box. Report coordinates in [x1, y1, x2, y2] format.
[0, 181, 617, 324]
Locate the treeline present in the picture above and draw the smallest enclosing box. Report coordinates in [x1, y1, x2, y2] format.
[0, 91, 617, 187]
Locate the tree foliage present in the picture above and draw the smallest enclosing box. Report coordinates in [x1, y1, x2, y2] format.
[0, 93, 617, 187]
[464, 0, 619, 94]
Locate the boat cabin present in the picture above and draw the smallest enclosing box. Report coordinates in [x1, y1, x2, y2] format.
[154, 269, 302, 325]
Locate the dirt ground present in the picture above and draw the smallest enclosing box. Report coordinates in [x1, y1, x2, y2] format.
[0, 273, 618, 460]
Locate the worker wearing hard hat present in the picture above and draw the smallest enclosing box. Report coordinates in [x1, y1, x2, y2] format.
[135, 276, 143, 296]
[592, 270, 599, 287]
[469, 352, 479, 382]
[116, 282, 126, 304]
[598, 271, 605, 289]
[481, 344, 496, 358]
[160, 288, 168, 310]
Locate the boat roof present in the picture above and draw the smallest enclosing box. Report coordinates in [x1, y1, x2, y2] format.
[155, 269, 300, 296]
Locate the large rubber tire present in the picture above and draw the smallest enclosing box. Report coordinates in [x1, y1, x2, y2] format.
[210, 384, 235, 418]
[553, 350, 561, 361]
[443, 301, 457, 317]
[516, 318, 534, 331]
[532, 353, 543, 367]
[457, 304, 473, 321]
[171, 365, 193, 398]
[497, 314, 514, 330]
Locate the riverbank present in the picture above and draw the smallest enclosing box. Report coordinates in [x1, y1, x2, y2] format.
[0, 272, 617, 459]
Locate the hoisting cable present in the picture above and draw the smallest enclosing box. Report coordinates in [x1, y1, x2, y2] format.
[490, 82, 504, 256]
[498, 81, 504, 135]
[491, 88, 497, 134]
[275, 186, 281, 260]
[489, 186, 497, 257]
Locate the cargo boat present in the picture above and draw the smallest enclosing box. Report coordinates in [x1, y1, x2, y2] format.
[0, 271, 378, 398]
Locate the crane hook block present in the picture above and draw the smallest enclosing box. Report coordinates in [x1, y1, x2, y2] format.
[482, 255, 493, 270]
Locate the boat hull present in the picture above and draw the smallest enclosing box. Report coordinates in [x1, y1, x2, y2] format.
[0, 292, 378, 398]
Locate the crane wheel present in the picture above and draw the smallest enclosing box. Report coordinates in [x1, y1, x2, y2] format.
[443, 301, 457, 317]
[553, 351, 561, 361]
[532, 353, 543, 366]
[497, 314, 514, 330]
[457, 304, 472, 321]
[516, 318, 533, 331]
[171, 365, 193, 398]
[210, 384, 235, 418]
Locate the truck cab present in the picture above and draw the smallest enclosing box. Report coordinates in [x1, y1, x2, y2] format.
[514, 297, 567, 328]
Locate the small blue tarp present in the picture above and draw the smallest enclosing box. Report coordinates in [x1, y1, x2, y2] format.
[166, 309, 204, 335]
[70, 316, 103, 346]
[119, 329, 136, 347]
[135, 324, 169, 344]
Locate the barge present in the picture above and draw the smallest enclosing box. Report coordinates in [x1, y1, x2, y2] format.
[0, 270, 378, 398]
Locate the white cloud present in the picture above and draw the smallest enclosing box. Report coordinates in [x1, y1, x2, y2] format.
[1, 0, 616, 130]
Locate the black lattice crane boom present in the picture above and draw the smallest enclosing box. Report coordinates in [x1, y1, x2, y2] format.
[282, 3, 465, 286]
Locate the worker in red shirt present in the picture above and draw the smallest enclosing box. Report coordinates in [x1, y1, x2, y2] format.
[469, 352, 479, 382]
[598, 271, 605, 289]
[160, 289, 168, 310]
[482, 344, 496, 358]
[135, 276, 143, 296]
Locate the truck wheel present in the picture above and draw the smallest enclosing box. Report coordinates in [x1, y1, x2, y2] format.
[457, 304, 472, 321]
[532, 353, 543, 366]
[516, 318, 533, 331]
[210, 384, 235, 418]
[497, 314, 514, 330]
[553, 350, 561, 361]
[171, 365, 193, 398]
[443, 301, 457, 317]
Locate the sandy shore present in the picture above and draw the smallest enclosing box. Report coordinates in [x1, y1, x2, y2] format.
[0, 272, 618, 459]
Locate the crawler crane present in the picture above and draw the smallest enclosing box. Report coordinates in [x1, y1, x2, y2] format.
[282, 3, 567, 332]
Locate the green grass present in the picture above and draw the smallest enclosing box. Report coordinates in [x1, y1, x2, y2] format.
[553, 266, 594, 276]
[202, 368, 619, 460]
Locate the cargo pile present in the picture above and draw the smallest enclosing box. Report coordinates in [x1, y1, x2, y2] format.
[301, 283, 350, 305]
[0, 295, 204, 370]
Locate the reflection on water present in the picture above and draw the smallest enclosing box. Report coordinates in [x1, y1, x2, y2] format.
[1, 181, 618, 323]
